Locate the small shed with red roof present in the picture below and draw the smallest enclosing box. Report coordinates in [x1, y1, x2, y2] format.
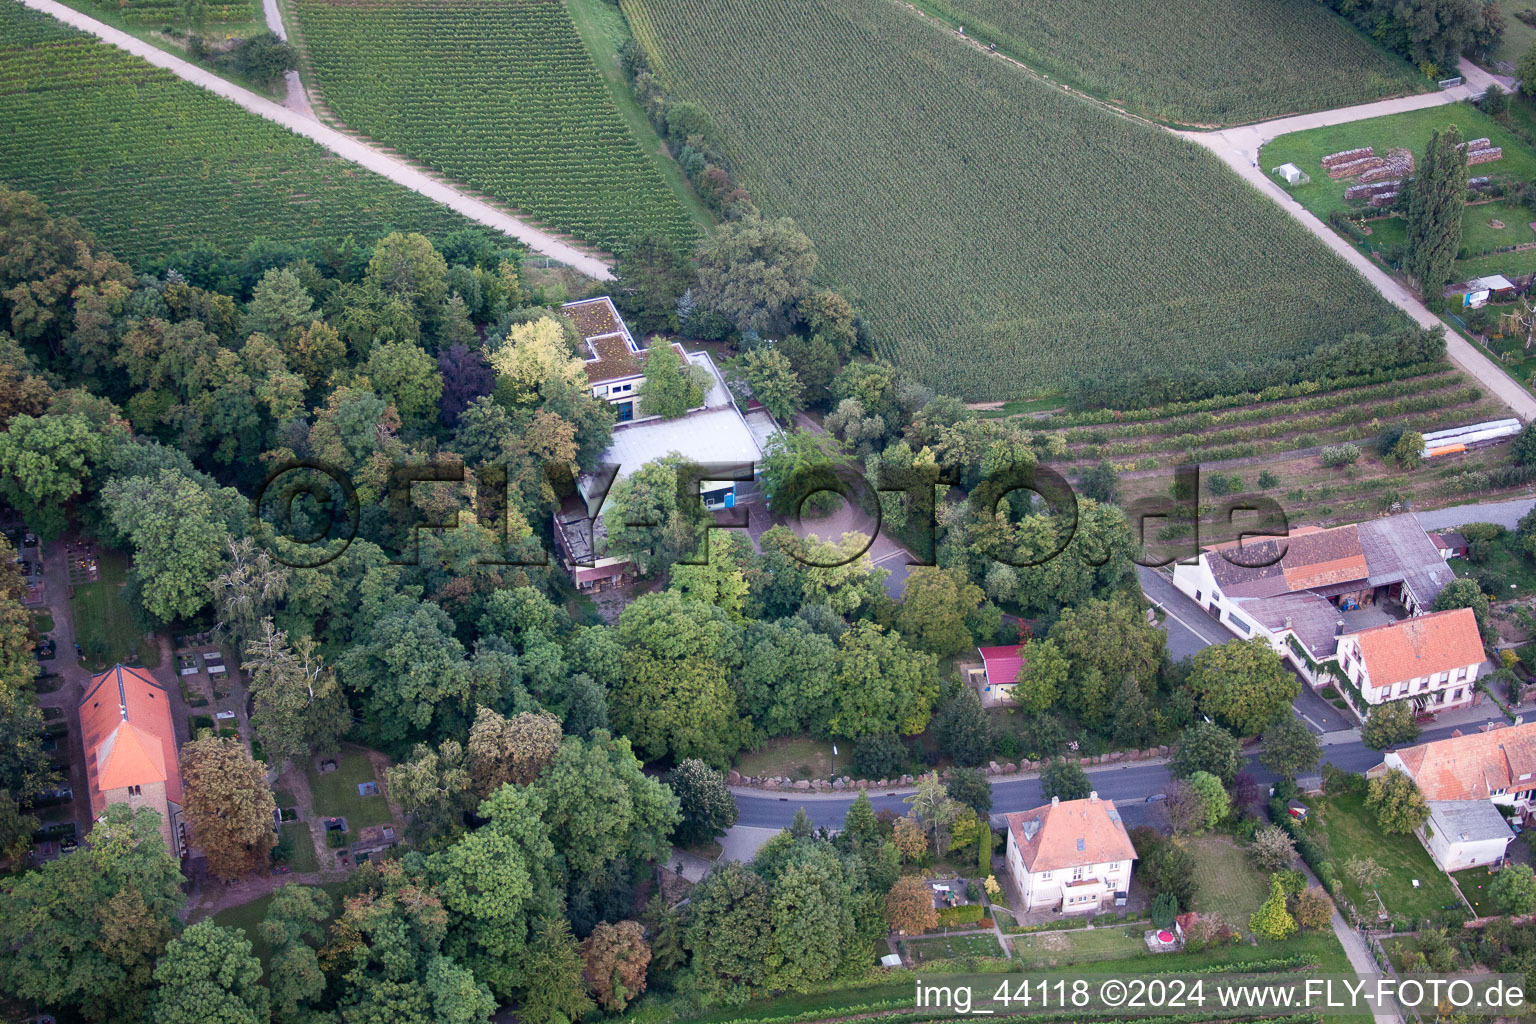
[976, 644, 1024, 706]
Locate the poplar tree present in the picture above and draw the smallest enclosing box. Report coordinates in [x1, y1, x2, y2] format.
[1405, 125, 1467, 301]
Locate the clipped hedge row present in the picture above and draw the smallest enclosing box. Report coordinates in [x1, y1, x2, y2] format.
[935, 904, 987, 927]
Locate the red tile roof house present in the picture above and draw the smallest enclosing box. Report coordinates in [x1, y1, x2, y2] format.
[1334, 607, 1485, 714]
[974, 644, 1024, 706]
[1167, 514, 1479, 720]
[79, 664, 185, 856]
[1376, 722, 1536, 871]
[1004, 794, 1137, 914]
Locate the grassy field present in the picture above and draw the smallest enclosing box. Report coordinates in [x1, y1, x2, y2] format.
[1451, 525, 1536, 597]
[1186, 836, 1269, 930]
[1259, 102, 1536, 284]
[69, 550, 157, 671]
[0, 0, 484, 266]
[917, 0, 1423, 126]
[289, 0, 697, 253]
[625, 0, 1405, 401]
[1028, 361, 1521, 533]
[304, 745, 393, 828]
[277, 821, 319, 873]
[903, 933, 1003, 961]
[1261, 103, 1536, 222]
[1306, 790, 1465, 924]
[209, 881, 347, 976]
[735, 736, 839, 780]
[1010, 927, 1146, 966]
[1489, 2, 1536, 69]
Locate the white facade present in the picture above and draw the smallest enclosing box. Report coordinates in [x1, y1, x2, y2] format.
[1005, 835, 1132, 913]
[1335, 633, 1479, 710]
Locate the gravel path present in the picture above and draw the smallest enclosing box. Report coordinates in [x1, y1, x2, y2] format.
[258, 0, 316, 117]
[1415, 495, 1536, 530]
[18, 0, 614, 280]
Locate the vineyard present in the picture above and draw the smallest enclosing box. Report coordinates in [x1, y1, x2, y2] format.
[1027, 362, 1524, 527]
[0, 1, 483, 265]
[626, 0, 1405, 400]
[87, 0, 258, 24]
[914, 0, 1423, 126]
[290, 0, 698, 253]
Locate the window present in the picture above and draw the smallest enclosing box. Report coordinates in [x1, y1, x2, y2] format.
[1457, 667, 1469, 681]
[128, 785, 142, 797]
[1228, 615, 1252, 635]
[1040, 871, 1051, 881]
[1072, 866, 1084, 882]
[1194, 591, 1202, 602]
[1106, 862, 1118, 872]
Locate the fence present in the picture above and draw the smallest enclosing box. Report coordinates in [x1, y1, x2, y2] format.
[1440, 76, 1465, 89]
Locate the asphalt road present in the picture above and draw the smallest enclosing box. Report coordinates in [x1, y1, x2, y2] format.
[735, 715, 1506, 830]
[1416, 497, 1536, 532]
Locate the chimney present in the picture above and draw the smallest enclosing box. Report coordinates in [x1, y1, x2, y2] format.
[1051, 795, 1059, 806]
[1336, 619, 1346, 636]
[1089, 791, 1099, 802]
[1283, 616, 1292, 630]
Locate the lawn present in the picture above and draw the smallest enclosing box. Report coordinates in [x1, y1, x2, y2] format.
[1449, 525, 1536, 598]
[1010, 927, 1146, 967]
[1306, 790, 1466, 925]
[903, 933, 1004, 961]
[69, 550, 158, 671]
[31, 610, 53, 634]
[735, 736, 839, 781]
[915, 0, 1423, 126]
[209, 880, 347, 977]
[625, 0, 1405, 401]
[1260, 101, 1536, 231]
[277, 821, 319, 873]
[1488, 1, 1536, 69]
[304, 745, 394, 828]
[1186, 836, 1270, 931]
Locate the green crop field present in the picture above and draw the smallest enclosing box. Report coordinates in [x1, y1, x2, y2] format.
[290, 0, 698, 252]
[0, 1, 483, 265]
[919, 0, 1423, 126]
[625, 0, 1405, 400]
[87, 0, 258, 25]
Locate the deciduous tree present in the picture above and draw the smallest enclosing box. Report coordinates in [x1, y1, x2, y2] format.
[1366, 768, 1430, 834]
[243, 619, 349, 769]
[1491, 863, 1536, 915]
[884, 875, 937, 935]
[1187, 638, 1297, 736]
[639, 338, 706, 419]
[666, 758, 739, 847]
[1405, 125, 1467, 301]
[1040, 759, 1090, 801]
[151, 920, 270, 1024]
[466, 706, 563, 796]
[1249, 876, 1297, 941]
[180, 736, 278, 880]
[1170, 722, 1243, 785]
[579, 920, 650, 1011]
[1260, 715, 1322, 782]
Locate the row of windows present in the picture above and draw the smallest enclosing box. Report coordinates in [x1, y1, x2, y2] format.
[1039, 862, 1120, 881]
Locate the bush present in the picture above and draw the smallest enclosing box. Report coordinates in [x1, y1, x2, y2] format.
[852, 733, 907, 779]
[1320, 442, 1360, 467]
[326, 830, 348, 848]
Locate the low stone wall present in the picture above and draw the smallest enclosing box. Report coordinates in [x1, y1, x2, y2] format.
[728, 745, 1172, 792]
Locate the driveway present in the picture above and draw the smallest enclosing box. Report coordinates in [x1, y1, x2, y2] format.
[17, 0, 613, 280]
[1416, 496, 1536, 531]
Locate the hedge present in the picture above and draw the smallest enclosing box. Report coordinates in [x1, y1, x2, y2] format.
[935, 904, 987, 927]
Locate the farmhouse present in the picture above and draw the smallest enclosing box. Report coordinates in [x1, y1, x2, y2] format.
[1170, 514, 1473, 716]
[1334, 608, 1483, 713]
[1374, 723, 1536, 871]
[1004, 794, 1136, 914]
[551, 297, 780, 589]
[79, 664, 184, 856]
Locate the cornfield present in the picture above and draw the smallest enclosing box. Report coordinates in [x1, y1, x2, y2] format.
[0, 2, 481, 264]
[291, 0, 698, 253]
[922, 0, 1424, 126]
[626, 0, 1405, 400]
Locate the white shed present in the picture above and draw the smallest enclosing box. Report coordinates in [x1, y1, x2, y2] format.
[1273, 163, 1309, 186]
